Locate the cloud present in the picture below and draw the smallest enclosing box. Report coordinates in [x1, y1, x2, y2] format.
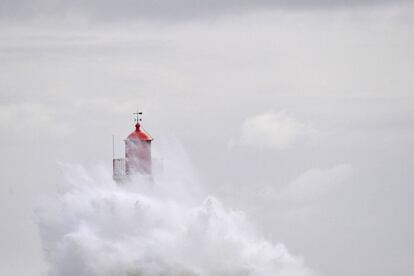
[279, 164, 353, 202]
[0, 103, 73, 138]
[235, 111, 317, 150]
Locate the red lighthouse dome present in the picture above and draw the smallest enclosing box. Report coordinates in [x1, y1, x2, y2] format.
[127, 123, 153, 141]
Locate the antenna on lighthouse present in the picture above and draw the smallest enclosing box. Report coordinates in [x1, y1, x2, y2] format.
[112, 134, 115, 159]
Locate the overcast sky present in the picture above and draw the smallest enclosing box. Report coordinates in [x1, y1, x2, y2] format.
[1, 1, 413, 276]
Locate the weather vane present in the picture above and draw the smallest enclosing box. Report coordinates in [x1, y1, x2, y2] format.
[133, 110, 143, 123]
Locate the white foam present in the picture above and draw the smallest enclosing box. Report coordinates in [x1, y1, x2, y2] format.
[37, 152, 314, 276]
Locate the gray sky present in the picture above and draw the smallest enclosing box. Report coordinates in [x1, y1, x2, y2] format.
[0, 0, 412, 21]
[1, 1, 414, 276]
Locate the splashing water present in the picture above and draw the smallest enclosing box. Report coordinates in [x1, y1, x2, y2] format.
[37, 151, 314, 276]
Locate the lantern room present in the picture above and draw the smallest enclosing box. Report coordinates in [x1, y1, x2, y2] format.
[125, 122, 153, 175]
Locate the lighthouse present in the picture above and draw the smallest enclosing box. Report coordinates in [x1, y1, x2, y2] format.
[113, 112, 153, 182]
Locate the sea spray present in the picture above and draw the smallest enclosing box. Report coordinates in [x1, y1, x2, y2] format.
[37, 155, 314, 276]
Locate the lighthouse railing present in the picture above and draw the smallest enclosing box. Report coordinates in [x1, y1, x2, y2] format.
[113, 158, 126, 182]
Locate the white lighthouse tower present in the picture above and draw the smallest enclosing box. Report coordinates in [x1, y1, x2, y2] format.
[113, 112, 153, 182]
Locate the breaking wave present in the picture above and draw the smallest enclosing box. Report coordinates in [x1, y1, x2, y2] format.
[37, 150, 314, 276]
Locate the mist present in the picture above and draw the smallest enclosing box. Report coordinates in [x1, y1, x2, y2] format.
[1, 1, 414, 276]
[36, 148, 314, 276]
